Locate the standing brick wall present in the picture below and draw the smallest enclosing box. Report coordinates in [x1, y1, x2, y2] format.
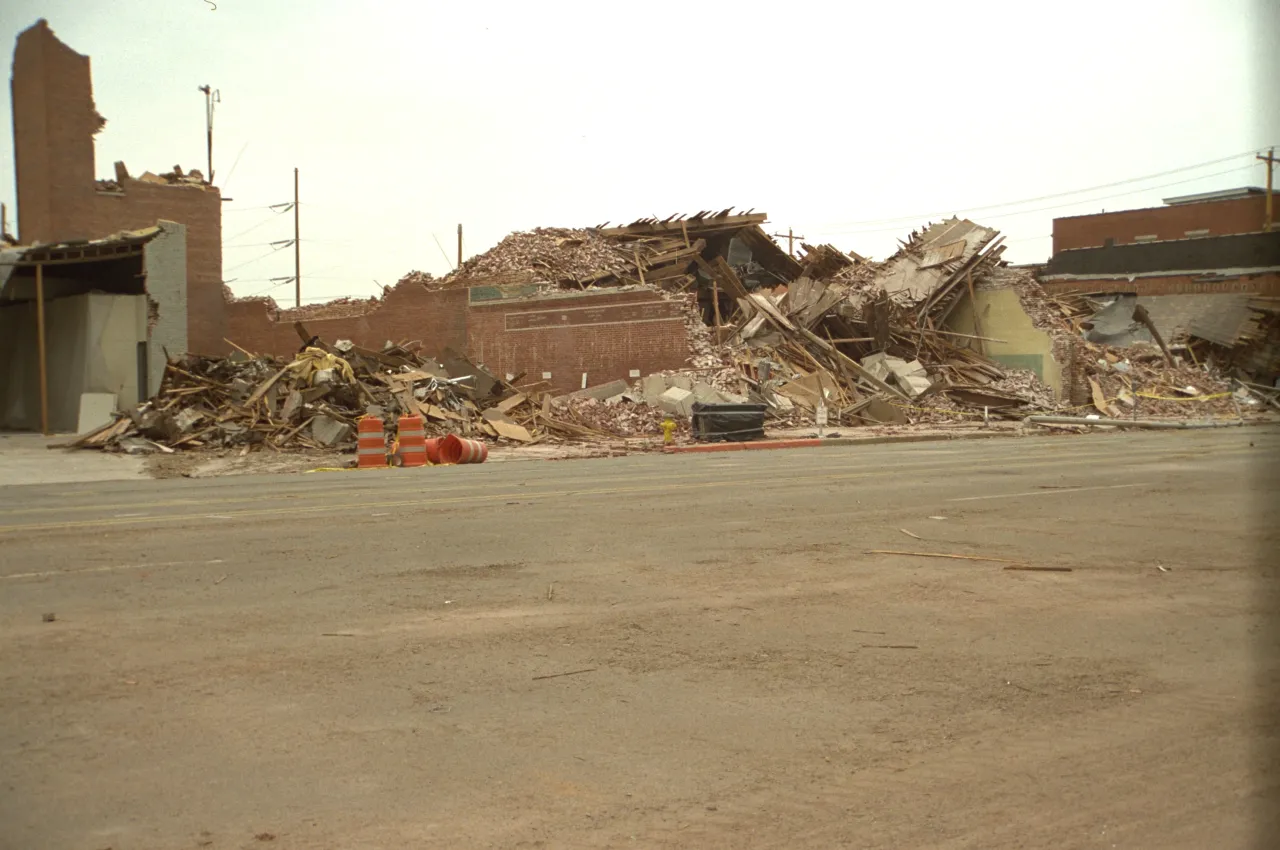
[1052, 196, 1268, 254]
[225, 286, 693, 393]
[225, 285, 470, 358]
[11, 20, 225, 355]
[467, 289, 691, 392]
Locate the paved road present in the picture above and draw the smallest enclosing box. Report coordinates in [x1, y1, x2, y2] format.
[2, 430, 1278, 849]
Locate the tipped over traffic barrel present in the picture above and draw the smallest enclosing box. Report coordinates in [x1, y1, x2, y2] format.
[439, 434, 488, 465]
[424, 437, 443, 465]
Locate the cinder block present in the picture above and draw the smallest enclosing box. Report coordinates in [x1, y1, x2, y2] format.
[658, 386, 696, 418]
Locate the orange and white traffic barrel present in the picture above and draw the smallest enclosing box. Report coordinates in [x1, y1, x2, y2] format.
[357, 416, 388, 469]
[397, 415, 428, 467]
[439, 434, 489, 465]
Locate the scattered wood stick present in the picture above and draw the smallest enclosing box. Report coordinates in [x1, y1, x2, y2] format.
[861, 644, 918, 650]
[223, 338, 258, 359]
[213, 574, 228, 585]
[1003, 566, 1073, 572]
[865, 550, 1025, 564]
[899, 528, 922, 540]
[532, 667, 597, 681]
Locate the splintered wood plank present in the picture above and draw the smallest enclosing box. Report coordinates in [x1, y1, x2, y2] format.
[482, 408, 534, 442]
[497, 393, 528, 413]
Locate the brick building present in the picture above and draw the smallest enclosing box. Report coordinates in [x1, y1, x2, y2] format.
[1041, 186, 1280, 299]
[1051, 188, 1270, 254]
[10, 19, 225, 353]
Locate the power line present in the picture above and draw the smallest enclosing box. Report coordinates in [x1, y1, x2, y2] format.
[223, 240, 295, 274]
[805, 162, 1262, 238]
[222, 205, 292, 242]
[804, 146, 1274, 232]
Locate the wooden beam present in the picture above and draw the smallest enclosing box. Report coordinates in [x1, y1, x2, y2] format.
[36, 263, 49, 435]
[966, 269, 985, 357]
[599, 212, 767, 237]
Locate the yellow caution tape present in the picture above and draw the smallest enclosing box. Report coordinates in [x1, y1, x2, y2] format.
[1134, 391, 1232, 402]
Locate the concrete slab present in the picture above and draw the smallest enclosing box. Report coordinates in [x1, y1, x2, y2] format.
[572, 379, 630, 401]
[691, 382, 726, 405]
[0, 433, 146, 486]
[640, 374, 669, 402]
[658, 387, 696, 418]
[76, 393, 117, 434]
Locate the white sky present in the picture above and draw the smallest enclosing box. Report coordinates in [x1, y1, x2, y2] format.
[1, 0, 1277, 306]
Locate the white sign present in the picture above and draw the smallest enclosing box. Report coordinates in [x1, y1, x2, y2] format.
[815, 403, 828, 427]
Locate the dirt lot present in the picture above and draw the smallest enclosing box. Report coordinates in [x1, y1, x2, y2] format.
[1, 429, 1278, 849]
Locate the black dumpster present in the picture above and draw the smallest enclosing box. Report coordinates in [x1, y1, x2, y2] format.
[690, 401, 768, 443]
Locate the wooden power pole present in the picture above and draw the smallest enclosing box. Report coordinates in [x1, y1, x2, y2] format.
[294, 168, 301, 308]
[457, 223, 463, 269]
[1259, 147, 1277, 232]
[771, 228, 806, 258]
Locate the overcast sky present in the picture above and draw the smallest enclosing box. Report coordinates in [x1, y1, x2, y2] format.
[1, 0, 1277, 306]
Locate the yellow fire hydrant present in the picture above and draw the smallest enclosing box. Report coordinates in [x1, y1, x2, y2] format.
[661, 418, 677, 445]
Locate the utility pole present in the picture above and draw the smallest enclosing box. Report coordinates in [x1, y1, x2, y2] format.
[771, 228, 806, 258]
[197, 85, 218, 182]
[457, 223, 463, 269]
[1258, 147, 1277, 232]
[294, 168, 301, 308]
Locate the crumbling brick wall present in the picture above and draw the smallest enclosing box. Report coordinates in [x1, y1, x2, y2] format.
[225, 285, 692, 393]
[11, 20, 224, 354]
[225, 284, 470, 358]
[1053, 196, 1269, 254]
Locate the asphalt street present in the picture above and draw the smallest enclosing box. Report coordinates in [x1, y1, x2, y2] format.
[2, 429, 1278, 849]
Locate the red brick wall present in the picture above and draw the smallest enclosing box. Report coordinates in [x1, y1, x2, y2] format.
[92, 182, 223, 353]
[468, 290, 691, 392]
[226, 284, 470, 358]
[1039, 271, 1280, 297]
[1053, 196, 1268, 254]
[11, 20, 97, 242]
[225, 286, 693, 393]
[11, 20, 225, 355]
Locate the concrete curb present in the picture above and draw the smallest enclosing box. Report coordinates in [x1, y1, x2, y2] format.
[663, 430, 1017, 454]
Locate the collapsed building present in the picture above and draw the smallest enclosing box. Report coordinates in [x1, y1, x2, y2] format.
[5, 19, 1275, 450]
[66, 204, 1271, 457]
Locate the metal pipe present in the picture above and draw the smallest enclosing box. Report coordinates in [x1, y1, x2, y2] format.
[1023, 414, 1243, 430]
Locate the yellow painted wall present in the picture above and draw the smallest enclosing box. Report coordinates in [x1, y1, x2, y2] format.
[946, 289, 1063, 397]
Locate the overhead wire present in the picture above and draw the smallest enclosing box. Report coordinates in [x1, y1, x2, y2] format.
[223, 239, 295, 274]
[803, 162, 1264, 239]
[800, 146, 1275, 231]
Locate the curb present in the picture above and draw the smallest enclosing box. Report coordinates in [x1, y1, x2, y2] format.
[663, 430, 1017, 454]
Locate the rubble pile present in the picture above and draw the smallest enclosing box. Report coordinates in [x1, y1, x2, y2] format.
[266, 297, 383, 322]
[1078, 344, 1243, 419]
[65, 324, 684, 456]
[435, 228, 634, 288]
[548, 396, 685, 438]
